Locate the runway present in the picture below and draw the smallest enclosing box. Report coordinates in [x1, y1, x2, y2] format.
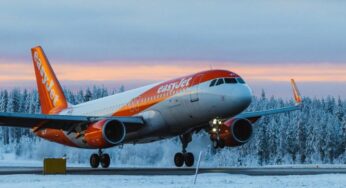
[1, 166, 346, 176]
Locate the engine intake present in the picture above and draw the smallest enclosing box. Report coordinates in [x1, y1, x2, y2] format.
[231, 118, 253, 143]
[102, 120, 126, 145]
[210, 118, 253, 147]
[84, 119, 126, 148]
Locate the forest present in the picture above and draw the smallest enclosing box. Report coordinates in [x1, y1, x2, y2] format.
[0, 86, 345, 167]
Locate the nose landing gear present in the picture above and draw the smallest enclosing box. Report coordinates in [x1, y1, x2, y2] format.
[210, 118, 225, 149]
[90, 149, 110, 168]
[174, 133, 195, 167]
[212, 138, 225, 149]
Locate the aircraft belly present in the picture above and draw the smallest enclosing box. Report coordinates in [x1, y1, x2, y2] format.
[35, 129, 88, 148]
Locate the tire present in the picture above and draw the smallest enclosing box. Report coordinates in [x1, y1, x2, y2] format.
[100, 153, 110, 168]
[174, 152, 184, 167]
[218, 140, 225, 149]
[184, 152, 194, 167]
[213, 140, 219, 149]
[90, 153, 100, 168]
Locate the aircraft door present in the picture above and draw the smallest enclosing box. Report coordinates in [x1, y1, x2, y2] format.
[190, 74, 203, 102]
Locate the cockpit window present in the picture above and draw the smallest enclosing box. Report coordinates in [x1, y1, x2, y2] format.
[209, 79, 217, 87]
[215, 78, 224, 86]
[236, 77, 246, 84]
[224, 78, 237, 84]
[210, 77, 244, 87]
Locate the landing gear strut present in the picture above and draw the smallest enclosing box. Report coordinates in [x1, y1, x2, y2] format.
[174, 133, 194, 167]
[90, 149, 110, 168]
[212, 138, 225, 149]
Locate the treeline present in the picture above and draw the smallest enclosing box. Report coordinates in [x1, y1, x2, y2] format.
[0, 86, 120, 144]
[233, 92, 346, 166]
[0, 87, 345, 166]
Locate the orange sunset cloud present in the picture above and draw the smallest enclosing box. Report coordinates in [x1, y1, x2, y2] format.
[0, 60, 346, 84]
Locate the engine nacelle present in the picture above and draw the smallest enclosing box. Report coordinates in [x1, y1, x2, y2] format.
[211, 118, 253, 147]
[84, 119, 126, 148]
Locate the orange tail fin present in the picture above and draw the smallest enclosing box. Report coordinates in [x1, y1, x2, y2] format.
[31, 46, 68, 114]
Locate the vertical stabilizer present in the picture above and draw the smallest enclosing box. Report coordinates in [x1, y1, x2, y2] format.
[31, 46, 67, 114]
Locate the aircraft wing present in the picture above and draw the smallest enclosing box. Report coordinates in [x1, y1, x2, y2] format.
[234, 79, 302, 123]
[0, 112, 144, 131]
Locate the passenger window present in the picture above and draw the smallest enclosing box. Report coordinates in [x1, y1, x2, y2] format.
[236, 78, 246, 84]
[215, 78, 224, 86]
[209, 79, 217, 87]
[224, 78, 237, 84]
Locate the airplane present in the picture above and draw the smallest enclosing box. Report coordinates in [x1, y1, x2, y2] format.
[0, 46, 302, 168]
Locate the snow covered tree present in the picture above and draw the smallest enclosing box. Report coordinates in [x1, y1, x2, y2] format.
[0, 87, 345, 166]
[118, 85, 125, 93]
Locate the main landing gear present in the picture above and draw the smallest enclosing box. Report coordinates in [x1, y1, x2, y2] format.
[90, 149, 110, 168]
[174, 133, 194, 167]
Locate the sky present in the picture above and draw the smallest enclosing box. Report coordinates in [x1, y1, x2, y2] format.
[0, 0, 345, 98]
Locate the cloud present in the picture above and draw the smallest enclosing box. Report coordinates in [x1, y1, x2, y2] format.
[1, 1, 345, 98]
[1, 59, 346, 98]
[0, 1, 345, 63]
[1, 59, 345, 82]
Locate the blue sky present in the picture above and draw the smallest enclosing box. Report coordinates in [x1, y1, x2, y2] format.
[0, 0, 345, 62]
[0, 0, 345, 98]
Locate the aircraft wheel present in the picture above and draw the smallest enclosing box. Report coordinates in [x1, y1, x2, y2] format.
[212, 140, 219, 149]
[174, 152, 184, 167]
[184, 152, 194, 167]
[100, 153, 110, 168]
[218, 140, 225, 149]
[90, 153, 100, 168]
[212, 139, 225, 149]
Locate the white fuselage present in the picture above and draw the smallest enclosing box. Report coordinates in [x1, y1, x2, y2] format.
[59, 76, 252, 145]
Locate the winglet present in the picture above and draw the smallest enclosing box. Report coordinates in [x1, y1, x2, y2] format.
[290, 79, 302, 105]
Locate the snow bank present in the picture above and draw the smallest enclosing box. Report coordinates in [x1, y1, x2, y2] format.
[0, 174, 345, 188]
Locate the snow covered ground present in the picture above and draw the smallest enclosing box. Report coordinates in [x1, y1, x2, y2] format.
[3, 153, 346, 169]
[0, 173, 345, 188]
[0, 153, 88, 168]
[1, 157, 346, 188]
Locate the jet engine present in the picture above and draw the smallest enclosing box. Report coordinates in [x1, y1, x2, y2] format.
[210, 118, 253, 148]
[83, 119, 126, 148]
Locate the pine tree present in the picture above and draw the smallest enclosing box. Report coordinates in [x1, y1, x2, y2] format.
[118, 85, 125, 93]
[257, 116, 270, 165]
[0, 90, 8, 112]
[84, 88, 92, 102]
[0, 90, 9, 144]
[76, 90, 85, 104]
[0, 87, 345, 166]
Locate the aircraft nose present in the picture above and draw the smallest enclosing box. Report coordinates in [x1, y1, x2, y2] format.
[230, 85, 252, 112]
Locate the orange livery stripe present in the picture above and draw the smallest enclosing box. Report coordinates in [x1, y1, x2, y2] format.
[113, 70, 239, 116]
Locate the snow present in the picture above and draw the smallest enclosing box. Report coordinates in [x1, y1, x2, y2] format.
[0, 84, 346, 188]
[0, 153, 88, 168]
[1, 89, 346, 167]
[261, 164, 346, 169]
[0, 173, 345, 188]
[0, 153, 41, 167]
[0, 157, 346, 188]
